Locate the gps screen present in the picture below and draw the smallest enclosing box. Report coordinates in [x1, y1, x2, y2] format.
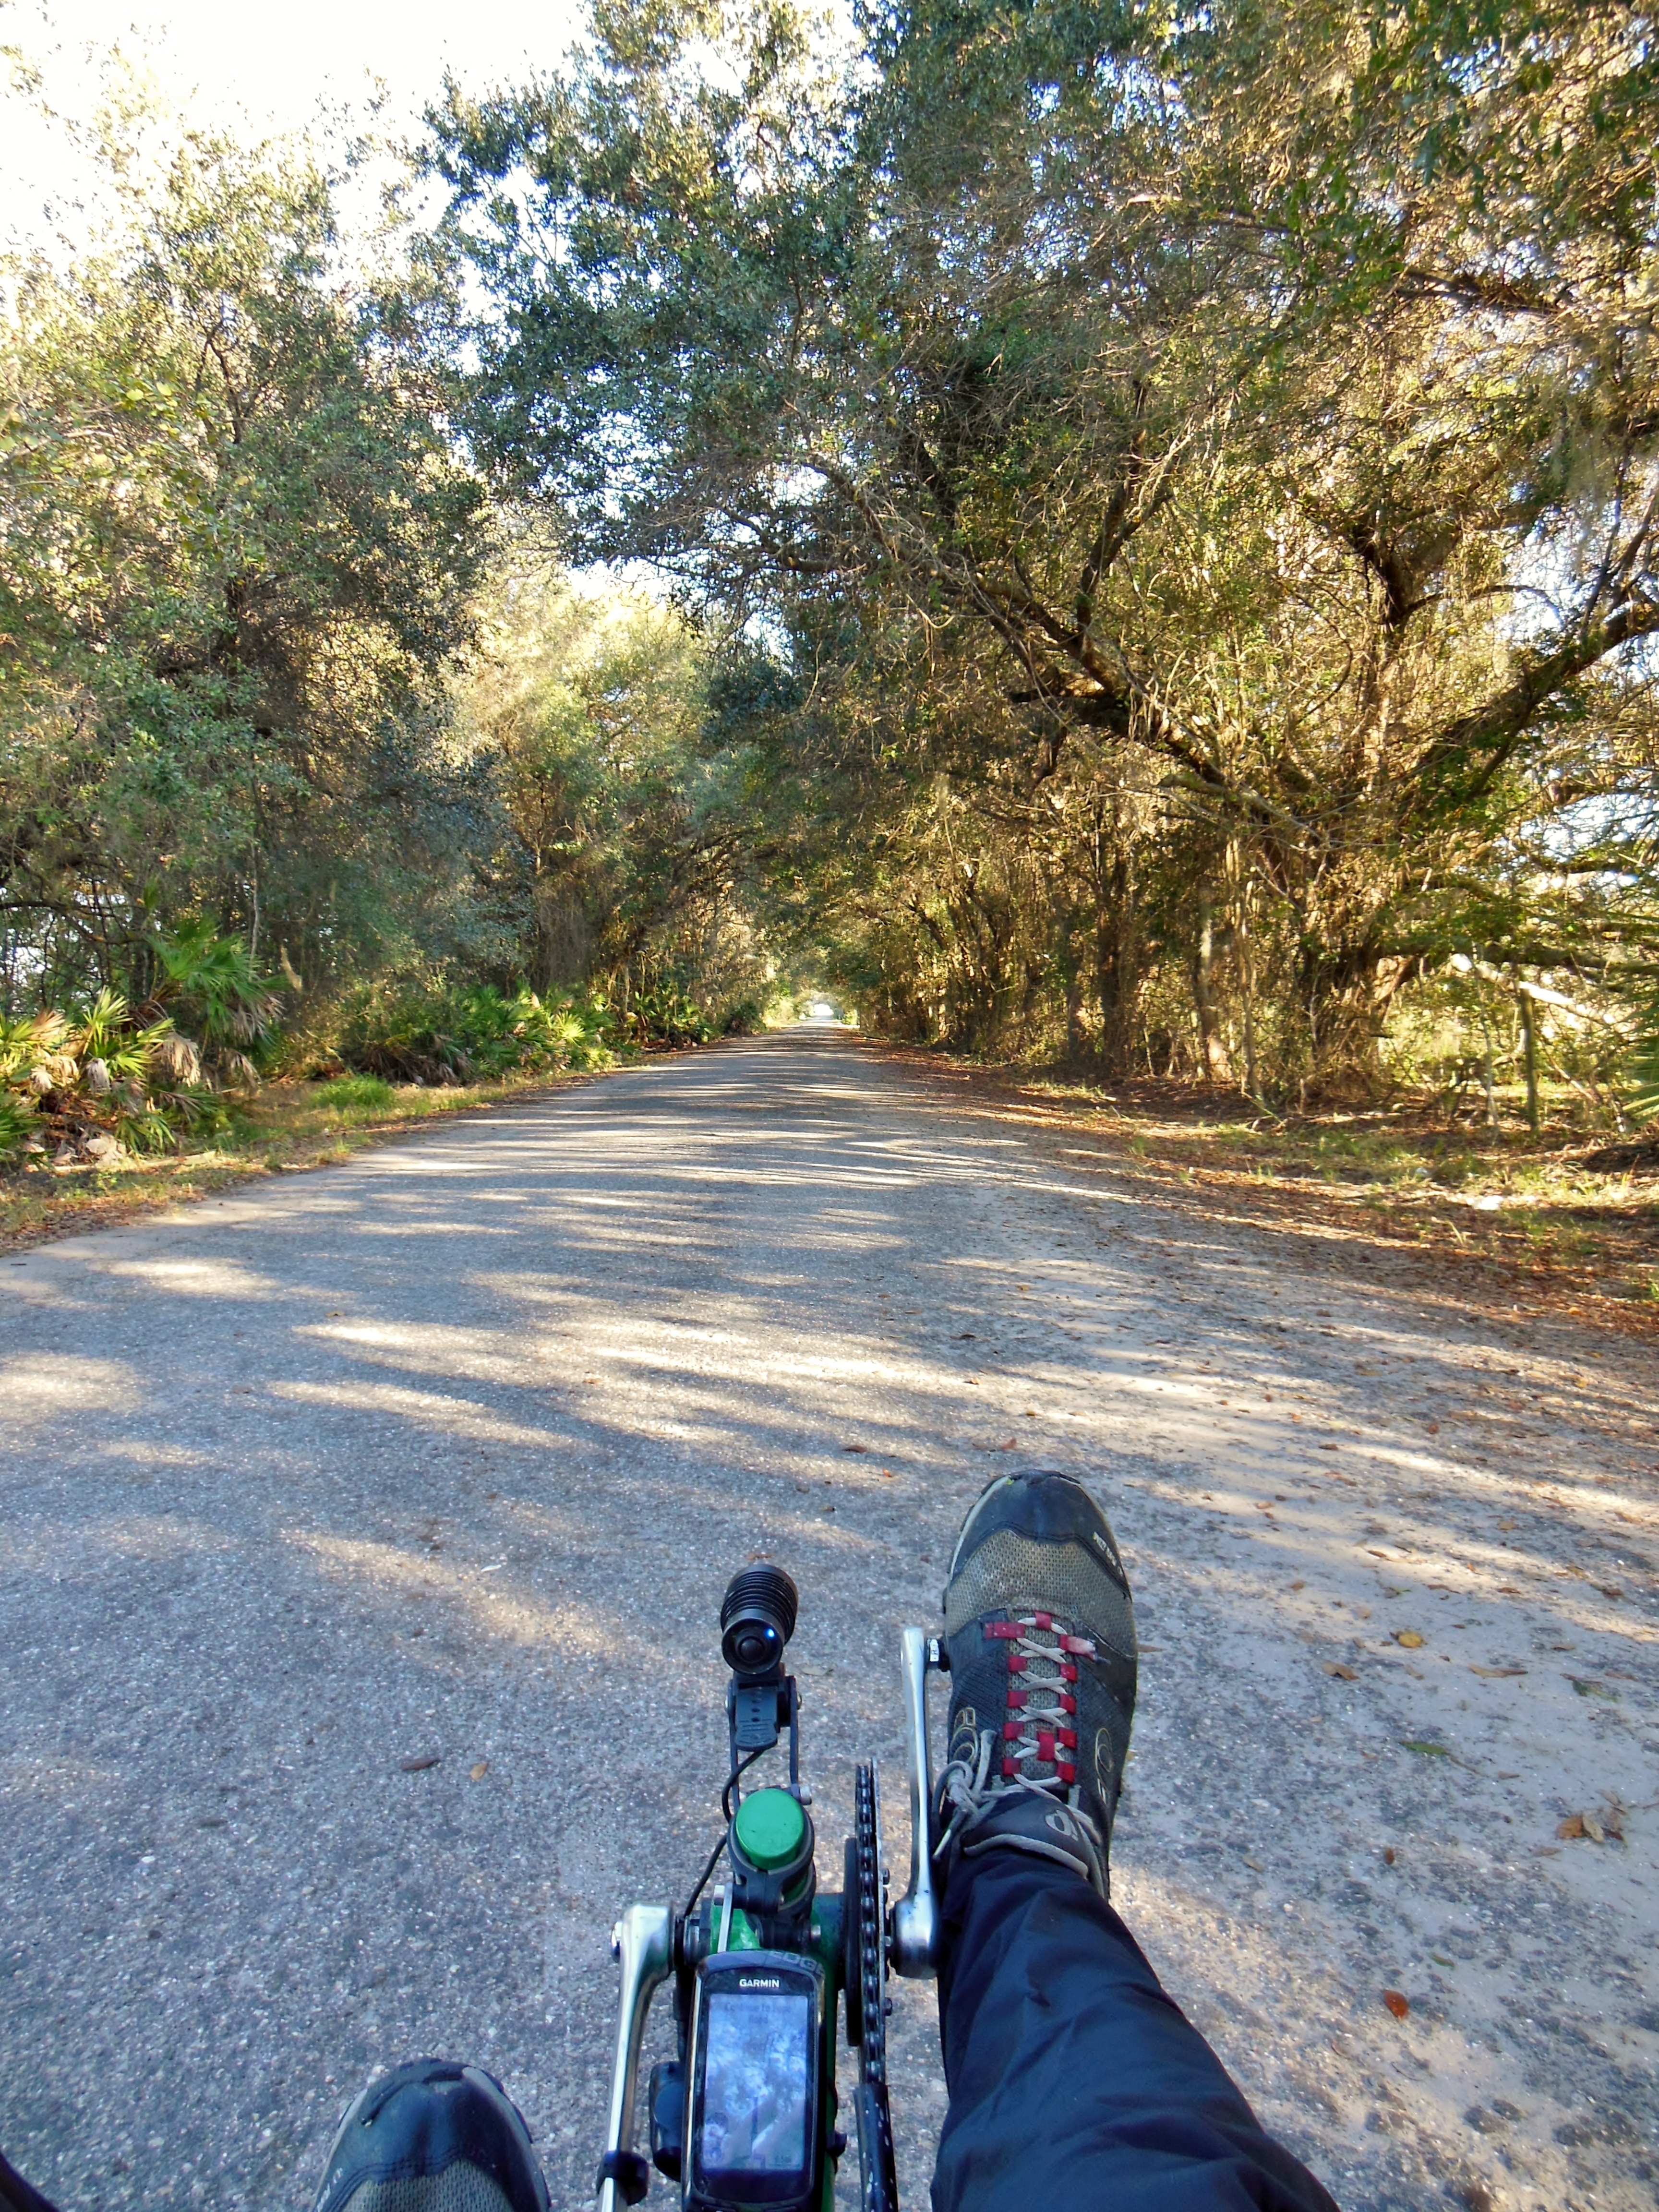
[698, 1988, 810, 2176]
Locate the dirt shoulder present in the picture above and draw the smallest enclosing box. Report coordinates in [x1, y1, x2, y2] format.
[868, 1044, 1659, 1346]
[0, 1063, 619, 1254]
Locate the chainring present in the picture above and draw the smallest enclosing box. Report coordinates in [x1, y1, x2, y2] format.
[851, 1762, 898, 2212]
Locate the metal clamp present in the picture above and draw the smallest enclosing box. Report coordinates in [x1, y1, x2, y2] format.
[597, 1903, 673, 2211]
[890, 1626, 944, 1977]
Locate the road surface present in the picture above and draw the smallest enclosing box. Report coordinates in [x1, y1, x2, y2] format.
[1, 1032, 1654, 2211]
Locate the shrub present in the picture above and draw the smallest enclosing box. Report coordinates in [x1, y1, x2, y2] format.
[621, 985, 712, 1048]
[307, 977, 615, 1085]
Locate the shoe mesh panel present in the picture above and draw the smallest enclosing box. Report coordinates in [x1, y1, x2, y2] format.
[942, 1529, 1135, 1658]
[338, 2172, 515, 2212]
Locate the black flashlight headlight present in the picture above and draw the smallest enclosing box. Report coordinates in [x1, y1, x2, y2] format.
[720, 1564, 799, 1680]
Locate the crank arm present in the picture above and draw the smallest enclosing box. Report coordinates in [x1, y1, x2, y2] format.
[890, 1626, 943, 1977]
[597, 1902, 673, 2210]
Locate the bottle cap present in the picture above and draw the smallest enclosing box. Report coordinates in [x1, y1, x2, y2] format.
[733, 1787, 806, 1871]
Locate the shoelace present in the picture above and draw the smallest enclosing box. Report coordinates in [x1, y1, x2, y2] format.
[934, 1612, 1101, 1858]
[986, 1612, 1094, 1782]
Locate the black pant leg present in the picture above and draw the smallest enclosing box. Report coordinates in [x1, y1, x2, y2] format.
[931, 1854, 1341, 2212]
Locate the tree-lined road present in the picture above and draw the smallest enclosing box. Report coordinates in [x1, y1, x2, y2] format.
[1, 1034, 1654, 2211]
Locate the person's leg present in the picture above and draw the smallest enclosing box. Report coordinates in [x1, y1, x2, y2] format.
[933, 1851, 1339, 2212]
[931, 1470, 1339, 2212]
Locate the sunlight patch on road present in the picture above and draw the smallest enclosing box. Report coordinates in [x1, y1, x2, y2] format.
[2, 1513, 227, 1572]
[298, 1320, 530, 1384]
[0, 1351, 140, 1422]
[269, 1377, 573, 1451]
[101, 1256, 286, 1298]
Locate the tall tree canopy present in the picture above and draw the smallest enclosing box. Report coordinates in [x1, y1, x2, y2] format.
[432, 0, 1659, 1096]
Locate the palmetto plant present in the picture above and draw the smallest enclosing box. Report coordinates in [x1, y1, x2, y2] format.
[147, 922, 281, 1089]
[0, 957, 248, 1167]
[1629, 1005, 1659, 1126]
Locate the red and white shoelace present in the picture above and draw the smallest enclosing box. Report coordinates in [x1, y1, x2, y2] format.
[984, 1612, 1095, 1784]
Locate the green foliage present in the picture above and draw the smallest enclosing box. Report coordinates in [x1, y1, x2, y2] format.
[152, 922, 281, 1050]
[455, 563, 776, 1034]
[313, 1074, 397, 1112]
[0, 99, 491, 1008]
[318, 975, 615, 1086]
[619, 985, 712, 1049]
[1627, 1008, 1659, 1127]
[0, 985, 221, 1165]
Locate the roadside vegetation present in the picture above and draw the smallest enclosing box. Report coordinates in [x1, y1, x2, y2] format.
[1, 1, 1655, 1241]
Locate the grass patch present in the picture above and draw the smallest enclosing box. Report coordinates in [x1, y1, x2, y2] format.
[310, 1073, 397, 1112]
[0, 1064, 602, 1252]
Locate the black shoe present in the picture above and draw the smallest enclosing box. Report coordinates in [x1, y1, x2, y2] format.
[314, 2059, 550, 2212]
[935, 1470, 1137, 1897]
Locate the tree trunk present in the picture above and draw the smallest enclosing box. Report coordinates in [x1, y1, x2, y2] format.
[1518, 981, 1541, 1135]
[1052, 898, 1084, 1064]
[1191, 896, 1229, 1081]
[1094, 853, 1137, 1080]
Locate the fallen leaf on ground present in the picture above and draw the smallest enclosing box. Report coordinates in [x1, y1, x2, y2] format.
[1382, 1847, 1396, 1865]
[1496, 1586, 1522, 1595]
[1395, 1630, 1425, 1648]
[1401, 1740, 1452, 1758]
[1598, 1586, 1623, 1600]
[1290, 1579, 1306, 1590]
[1570, 1676, 1619, 1701]
[1583, 1812, 1606, 1843]
[469, 1761, 489, 1781]
[1470, 1665, 1526, 1678]
[400, 1754, 441, 1773]
[1557, 1813, 1585, 1839]
[1382, 1990, 1410, 2020]
[842, 1443, 868, 1453]
[1497, 1519, 1518, 1531]
[1322, 1661, 1358, 1680]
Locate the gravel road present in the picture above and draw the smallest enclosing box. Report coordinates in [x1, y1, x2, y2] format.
[1, 1030, 1655, 2212]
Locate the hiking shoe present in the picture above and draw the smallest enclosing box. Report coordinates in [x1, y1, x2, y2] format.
[935, 1470, 1137, 1897]
[314, 2059, 550, 2212]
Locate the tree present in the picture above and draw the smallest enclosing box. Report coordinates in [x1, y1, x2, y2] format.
[0, 101, 491, 1004]
[455, 556, 771, 1022]
[432, 0, 1658, 1093]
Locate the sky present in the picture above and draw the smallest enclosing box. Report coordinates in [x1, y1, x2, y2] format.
[0, 0, 587, 248]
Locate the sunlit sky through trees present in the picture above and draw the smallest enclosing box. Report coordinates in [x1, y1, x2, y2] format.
[0, 0, 586, 249]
